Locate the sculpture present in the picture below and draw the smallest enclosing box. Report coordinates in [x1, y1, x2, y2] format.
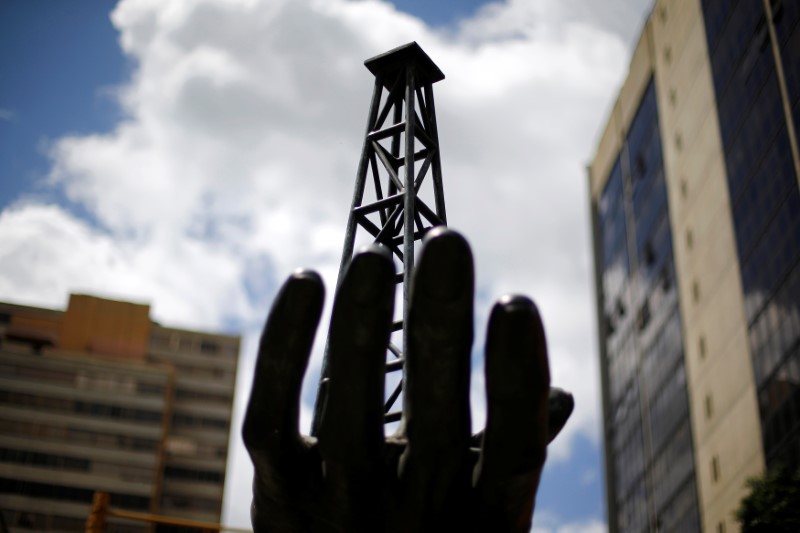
[243, 228, 574, 532]
[312, 42, 450, 429]
[243, 43, 573, 532]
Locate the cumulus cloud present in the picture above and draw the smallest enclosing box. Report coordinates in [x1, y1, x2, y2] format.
[533, 519, 607, 533]
[0, 0, 654, 528]
[0, 202, 253, 329]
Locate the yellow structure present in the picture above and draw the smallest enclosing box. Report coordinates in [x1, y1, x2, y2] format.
[0, 294, 240, 531]
[588, 1, 800, 532]
[60, 294, 152, 359]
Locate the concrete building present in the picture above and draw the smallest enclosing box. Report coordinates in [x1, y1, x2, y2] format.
[588, 1, 800, 532]
[0, 294, 240, 531]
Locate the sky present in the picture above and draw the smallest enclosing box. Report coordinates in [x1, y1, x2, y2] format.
[0, 0, 655, 530]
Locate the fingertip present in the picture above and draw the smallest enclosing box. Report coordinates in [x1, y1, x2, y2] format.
[346, 245, 396, 305]
[488, 294, 549, 382]
[487, 294, 545, 353]
[421, 227, 471, 257]
[290, 268, 324, 284]
[496, 294, 535, 313]
[422, 225, 466, 243]
[549, 387, 574, 413]
[280, 269, 325, 324]
[547, 387, 574, 444]
[354, 242, 394, 263]
[491, 295, 545, 334]
[417, 227, 473, 302]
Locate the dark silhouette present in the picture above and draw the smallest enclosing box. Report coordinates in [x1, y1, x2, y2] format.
[312, 42, 449, 430]
[243, 228, 574, 532]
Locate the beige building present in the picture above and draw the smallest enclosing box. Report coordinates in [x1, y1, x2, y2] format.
[588, 1, 800, 532]
[0, 294, 240, 531]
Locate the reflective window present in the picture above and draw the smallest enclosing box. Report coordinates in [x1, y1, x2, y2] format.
[701, 0, 800, 466]
[595, 79, 699, 531]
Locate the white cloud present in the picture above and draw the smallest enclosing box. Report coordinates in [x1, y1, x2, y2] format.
[0, 202, 253, 329]
[0, 108, 14, 121]
[0, 0, 655, 528]
[533, 510, 607, 533]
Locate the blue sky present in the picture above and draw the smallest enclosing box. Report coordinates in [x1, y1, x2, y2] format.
[0, 2, 125, 208]
[0, 0, 654, 530]
[0, 0, 486, 209]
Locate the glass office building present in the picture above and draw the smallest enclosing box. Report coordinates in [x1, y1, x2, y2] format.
[595, 79, 700, 532]
[588, 1, 799, 531]
[702, 0, 800, 469]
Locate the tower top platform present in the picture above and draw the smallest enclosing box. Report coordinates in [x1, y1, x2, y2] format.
[364, 42, 445, 89]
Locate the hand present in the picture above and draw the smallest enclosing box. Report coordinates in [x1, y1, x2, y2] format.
[242, 228, 573, 532]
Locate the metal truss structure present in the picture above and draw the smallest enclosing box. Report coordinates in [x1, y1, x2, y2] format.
[311, 42, 448, 433]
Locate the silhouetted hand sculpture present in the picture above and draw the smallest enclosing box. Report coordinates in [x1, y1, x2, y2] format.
[243, 228, 574, 532]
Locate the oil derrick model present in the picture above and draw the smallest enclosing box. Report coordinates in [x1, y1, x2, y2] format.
[311, 42, 447, 433]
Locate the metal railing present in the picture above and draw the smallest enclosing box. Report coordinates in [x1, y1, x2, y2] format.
[85, 492, 251, 533]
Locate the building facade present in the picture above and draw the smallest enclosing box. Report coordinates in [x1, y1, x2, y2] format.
[588, 1, 800, 532]
[0, 294, 239, 531]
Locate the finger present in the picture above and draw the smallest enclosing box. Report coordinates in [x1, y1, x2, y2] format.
[547, 387, 574, 443]
[316, 245, 395, 529]
[317, 245, 395, 467]
[474, 295, 550, 532]
[399, 228, 474, 524]
[242, 270, 324, 467]
[404, 228, 474, 450]
[469, 387, 574, 448]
